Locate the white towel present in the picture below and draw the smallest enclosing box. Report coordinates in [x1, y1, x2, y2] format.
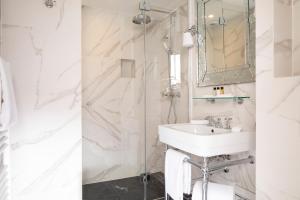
[0, 58, 17, 131]
[165, 149, 191, 200]
[192, 181, 234, 200]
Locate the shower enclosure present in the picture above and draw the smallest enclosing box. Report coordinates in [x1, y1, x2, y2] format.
[82, 0, 189, 199]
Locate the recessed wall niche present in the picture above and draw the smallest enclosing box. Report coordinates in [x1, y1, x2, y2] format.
[274, 0, 300, 77]
[121, 59, 135, 78]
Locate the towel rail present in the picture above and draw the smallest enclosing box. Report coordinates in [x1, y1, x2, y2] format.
[184, 156, 254, 175]
[186, 156, 254, 200]
[184, 158, 203, 170]
[166, 145, 255, 200]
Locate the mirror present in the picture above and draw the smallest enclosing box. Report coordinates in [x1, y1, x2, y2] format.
[197, 0, 255, 86]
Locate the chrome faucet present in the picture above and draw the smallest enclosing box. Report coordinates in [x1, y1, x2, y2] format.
[215, 118, 223, 128]
[204, 116, 222, 128]
[204, 116, 213, 126]
[204, 116, 233, 129]
[225, 117, 233, 129]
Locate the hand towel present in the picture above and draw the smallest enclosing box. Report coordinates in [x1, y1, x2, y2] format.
[165, 149, 191, 200]
[0, 58, 17, 131]
[192, 181, 234, 200]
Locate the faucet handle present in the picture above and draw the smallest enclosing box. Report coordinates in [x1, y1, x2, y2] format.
[225, 117, 233, 129]
[204, 116, 211, 120]
[204, 116, 213, 126]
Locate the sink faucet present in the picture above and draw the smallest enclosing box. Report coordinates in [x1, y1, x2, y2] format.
[204, 116, 232, 129]
[204, 116, 213, 126]
[225, 117, 233, 129]
[215, 118, 223, 128]
[204, 116, 222, 128]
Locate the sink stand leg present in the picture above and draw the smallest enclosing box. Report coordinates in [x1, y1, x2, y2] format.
[202, 157, 209, 200]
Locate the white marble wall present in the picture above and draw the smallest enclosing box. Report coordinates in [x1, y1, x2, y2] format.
[256, 0, 300, 199]
[82, 5, 189, 184]
[1, 0, 82, 200]
[274, 0, 300, 77]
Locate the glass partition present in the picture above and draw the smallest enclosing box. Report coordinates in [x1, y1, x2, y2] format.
[82, 0, 188, 199]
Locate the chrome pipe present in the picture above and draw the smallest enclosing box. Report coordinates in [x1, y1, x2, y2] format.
[183, 156, 254, 172]
[184, 158, 203, 170]
[202, 157, 209, 200]
[151, 8, 172, 14]
[169, 146, 255, 200]
[209, 156, 255, 173]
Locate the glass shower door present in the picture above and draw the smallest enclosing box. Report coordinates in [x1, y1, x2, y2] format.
[82, 0, 188, 199]
[143, 0, 189, 199]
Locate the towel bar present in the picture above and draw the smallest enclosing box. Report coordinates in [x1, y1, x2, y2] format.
[166, 145, 255, 200]
[187, 156, 254, 200]
[184, 156, 254, 173]
[166, 191, 251, 200]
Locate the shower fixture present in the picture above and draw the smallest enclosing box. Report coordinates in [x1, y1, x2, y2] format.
[132, 0, 151, 24]
[132, 0, 174, 25]
[132, 11, 152, 25]
[45, 0, 56, 8]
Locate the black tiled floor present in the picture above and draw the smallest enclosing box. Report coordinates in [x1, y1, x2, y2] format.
[83, 173, 165, 200]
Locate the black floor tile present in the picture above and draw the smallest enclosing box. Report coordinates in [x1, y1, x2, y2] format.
[83, 172, 165, 200]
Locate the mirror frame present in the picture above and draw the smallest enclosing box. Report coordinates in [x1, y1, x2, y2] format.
[196, 0, 256, 87]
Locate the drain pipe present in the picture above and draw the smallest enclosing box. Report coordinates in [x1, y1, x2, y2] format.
[187, 0, 195, 122]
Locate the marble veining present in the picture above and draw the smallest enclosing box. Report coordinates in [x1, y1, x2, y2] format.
[56, 0, 67, 30]
[274, 0, 300, 77]
[82, 4, 189, 184]
[2, 0, 82, 200]
[10, 114, 80, 150]
[257, 0, 300, 199]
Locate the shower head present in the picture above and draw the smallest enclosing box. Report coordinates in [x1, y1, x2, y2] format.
[45, 0, 56, 8]
[132, 12, 151, 25]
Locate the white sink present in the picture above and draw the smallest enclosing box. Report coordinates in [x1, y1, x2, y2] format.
[159, 123, 255, 157]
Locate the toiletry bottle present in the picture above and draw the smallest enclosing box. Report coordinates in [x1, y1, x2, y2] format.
[216, 87, 220, 96]
[220, 87, 224, 95]
[213, 87, 217, 96]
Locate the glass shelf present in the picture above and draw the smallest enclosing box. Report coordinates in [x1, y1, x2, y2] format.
[192, 96, 250, 104]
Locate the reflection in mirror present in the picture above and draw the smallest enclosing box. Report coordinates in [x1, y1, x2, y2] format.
[197, 0, 255, 86]
[206, 0, 247, 69]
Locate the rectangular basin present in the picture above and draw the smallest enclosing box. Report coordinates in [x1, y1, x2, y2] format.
[159, 123, 255, 157]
